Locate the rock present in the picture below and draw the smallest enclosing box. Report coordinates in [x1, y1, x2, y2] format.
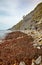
[35, 56, 41, 64]
[31, 59, 35, 65]
[37, 46, 40, 49]
[19, 61, 26, 65]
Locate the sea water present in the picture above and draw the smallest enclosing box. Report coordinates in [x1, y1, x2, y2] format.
[0, 30, 12, 39]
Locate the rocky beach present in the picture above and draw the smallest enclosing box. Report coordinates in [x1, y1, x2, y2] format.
[0, 30, 42, 65]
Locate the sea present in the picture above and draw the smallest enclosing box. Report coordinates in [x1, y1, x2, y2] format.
[0, 30, 12, 39]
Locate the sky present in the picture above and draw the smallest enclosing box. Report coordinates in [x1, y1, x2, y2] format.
[0, 0, 42, 30]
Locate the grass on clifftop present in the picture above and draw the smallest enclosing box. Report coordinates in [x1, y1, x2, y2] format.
[32, 2, 42, 21]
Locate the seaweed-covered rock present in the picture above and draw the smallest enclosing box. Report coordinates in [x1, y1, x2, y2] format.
[0, 31, 42, 65]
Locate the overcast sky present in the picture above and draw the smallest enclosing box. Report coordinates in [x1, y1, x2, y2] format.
[0, 0, 42, 30]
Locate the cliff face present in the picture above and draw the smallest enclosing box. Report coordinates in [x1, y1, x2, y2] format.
[10, 3, 42, 30]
